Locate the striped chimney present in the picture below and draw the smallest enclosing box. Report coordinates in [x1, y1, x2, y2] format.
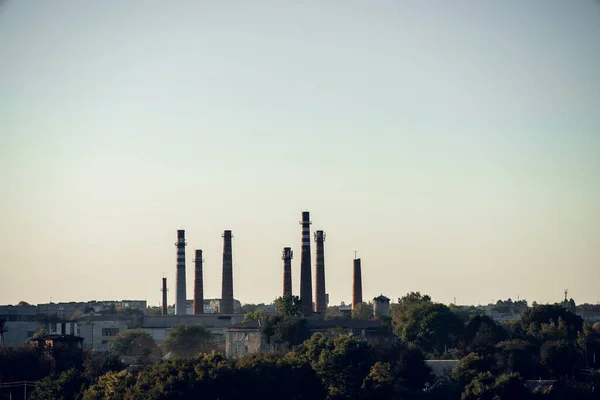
[193, 249, 204, 314]
[299, 211, 313, 316]
[175, 230, 187, 316]
[221, 230, 234, 314]
[314, 230, 326, 315]
[282, 247, 293, 296]
[352, 258, 363, 310]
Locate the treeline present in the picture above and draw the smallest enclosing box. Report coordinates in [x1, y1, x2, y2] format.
[2, 293, 600, 399]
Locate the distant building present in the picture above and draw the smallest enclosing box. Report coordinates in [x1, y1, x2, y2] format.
[373, 295, 391, 316]
[225, 319, 384, 358]
[0, 305, 40, 346]
[77, 315, 138, 351]
[30, 334, 84, 353]
[142, 314, 244, 344]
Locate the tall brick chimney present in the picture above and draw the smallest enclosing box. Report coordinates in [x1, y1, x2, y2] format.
[352, 258, 363, 310]
[193, 249, 204, 314]
[282, 247, 293, 296]
[221, 230, 234, 314]
[314, 230, 326, 316]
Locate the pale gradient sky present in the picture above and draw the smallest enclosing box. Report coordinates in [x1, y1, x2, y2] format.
[1, 1, 599, 308]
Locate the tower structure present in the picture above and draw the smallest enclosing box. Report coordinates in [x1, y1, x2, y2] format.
[221, 230, 234, 314]
[161, 277, 168, 315]
[352, 257, 363, 310]
[175, 230, 187, 316]
[194, 249, 204, 314]
[314, 230, 326, 315]
[282, 247, 293, 296]
[299, 211, 313, 316]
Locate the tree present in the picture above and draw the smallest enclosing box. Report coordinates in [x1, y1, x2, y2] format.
[261, 315, 309, 349]
[275, 294, 302, 317]
[243, 309, 268, 323]
[393, 301, 464, 355]
[17, 300, 32, 307]
[289, 333, 377, 400]
[495, 339, 540, 378]
[519, 304, 583, 341]
[82, 370, 135, 400]
[458, 315, 507, 355]
[30, 368, 87, 400]
[361, 361, 395, 399]
[461, 372, 531, 400]
[32, 328, 49, 339]
[540, 340, 580, 377]
[82, 351, 123, 381]
[451, 352, 495, 388]
[351, 302, 373, 320]
[162, 324, 214, 358]
[109, 329, 160, 365]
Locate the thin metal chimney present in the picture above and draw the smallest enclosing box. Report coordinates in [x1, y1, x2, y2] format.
[314, 230, 326, 316]
[352, 257, 363, 310]
[175, 230, 187, 316]
[221, 230, 234, 314]
[282, 247, 293, 296]
[161, 277, 168, 315]
[300, 212, 313, 316]
[194, 249, 204, 314]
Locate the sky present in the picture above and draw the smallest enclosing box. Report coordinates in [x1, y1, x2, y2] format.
[1, 1, 599, 308]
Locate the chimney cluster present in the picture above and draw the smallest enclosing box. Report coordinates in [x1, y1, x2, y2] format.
[166, 229, 235, 316]
[162, 212, 365, 317]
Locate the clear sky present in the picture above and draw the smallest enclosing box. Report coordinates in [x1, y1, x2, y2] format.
[1, 1, 599, 308]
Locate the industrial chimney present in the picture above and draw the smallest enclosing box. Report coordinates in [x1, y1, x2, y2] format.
[194, 249, 204, 314]
[175, 230, 187, 316]
[352, 257, 363, 310]
[221, 230, 234, 314]
[314, 230, 326, 316]
[161, 277, 168, 315]
[282, 247, 293, 296]
[299, 212, 313, 316]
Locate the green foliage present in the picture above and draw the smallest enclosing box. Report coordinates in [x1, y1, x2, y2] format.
[239, 303, 267, 314]
[351, 302, 374, 320]
[17, 300, 32, 307]
[145, 306, 163, 316]
[518, 304, 583, 341]
[243, 309, 268, 322]
[261, 315, 309, 349]
[109, 329, 160, 364]
[0, 344, 54, 382]
[82, 351, 123, 381]
[31, 328, 49, 339]
[361, 361, 395, 399]
[82, 370, 135, 400]
[275, 294, 303, 317]
[161, 324, 214, 358]
[461, 372, 531, 400]
[289, 333, 376, 399]
[30, 368, 87, 400]
[325, 305, 351, 321]
[392, 298, 464, 355]
[458, 315, 507, 355]
[451, 352, 495, 388]
[494, 339, 539, 378]
[540, 340, 580, 377]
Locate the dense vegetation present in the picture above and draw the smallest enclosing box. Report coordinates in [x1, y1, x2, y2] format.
[1, 293, 599, 399]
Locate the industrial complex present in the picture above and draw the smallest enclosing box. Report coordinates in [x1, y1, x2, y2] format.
[0, 211, 374, 352]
